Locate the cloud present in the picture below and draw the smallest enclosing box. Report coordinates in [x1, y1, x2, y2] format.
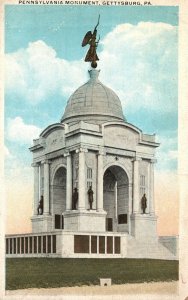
[5, 22, 177, 113]
[99, 22, 178, 113]
[5, 40, 88, 104]
[156, 131, 177, 171]
[7, 116, 42, 143]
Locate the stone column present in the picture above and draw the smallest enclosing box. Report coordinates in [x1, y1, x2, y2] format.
[114, 181, 118, 219]
[128, 183, 133, 234]
[77, 148, 87, 210]
[43, 160, 50, 215]
[32, 163, 40, 216]
[133, 157, 141, 214]
[97, 151, 104, 212]
[64, 152, 72, 210]
[147, 163, 150, 213]
[149, 159, 156, 215]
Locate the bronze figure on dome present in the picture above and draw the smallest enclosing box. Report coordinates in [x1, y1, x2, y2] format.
[82, 15, 100, 68]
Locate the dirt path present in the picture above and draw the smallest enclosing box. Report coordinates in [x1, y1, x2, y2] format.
[6, 281, 178, 296]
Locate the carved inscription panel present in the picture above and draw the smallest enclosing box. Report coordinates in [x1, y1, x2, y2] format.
[104, 125, 138, 151]
[46, 129, 65, 152]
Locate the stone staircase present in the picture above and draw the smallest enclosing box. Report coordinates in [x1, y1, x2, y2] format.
[127, 236, 177, 260]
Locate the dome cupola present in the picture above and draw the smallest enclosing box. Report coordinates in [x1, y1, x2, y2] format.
[61, 69, 125, 124]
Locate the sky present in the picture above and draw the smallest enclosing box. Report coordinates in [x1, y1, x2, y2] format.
[4, 5, 178, 235]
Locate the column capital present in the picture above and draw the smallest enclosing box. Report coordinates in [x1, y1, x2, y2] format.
[150, 159, 157, 164]
[64, 151, 71, 157]
[97, 147, 105, 156]
[133, 157, 142, 162]
[41, 159, 52, 165]
[76, 147, 88, 153]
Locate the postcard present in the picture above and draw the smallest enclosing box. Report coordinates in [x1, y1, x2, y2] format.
[1, 1, 188, 299]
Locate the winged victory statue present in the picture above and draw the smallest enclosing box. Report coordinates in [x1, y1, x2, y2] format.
[82, 15, 100, 69]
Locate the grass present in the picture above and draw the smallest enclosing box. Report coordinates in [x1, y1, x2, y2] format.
[6, 258, 178, 290]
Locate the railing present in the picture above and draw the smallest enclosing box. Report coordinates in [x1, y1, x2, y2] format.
[6, 234, 57, 256]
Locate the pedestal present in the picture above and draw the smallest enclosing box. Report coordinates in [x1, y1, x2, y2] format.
[130, 213, 158, 240]
[63, 210, 107, 232]
[31, 215, 53, 233]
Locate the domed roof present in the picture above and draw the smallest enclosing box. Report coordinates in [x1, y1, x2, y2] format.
[61, 69, 125, 124]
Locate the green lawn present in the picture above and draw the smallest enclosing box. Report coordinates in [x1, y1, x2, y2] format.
[6, 258, 178, 290]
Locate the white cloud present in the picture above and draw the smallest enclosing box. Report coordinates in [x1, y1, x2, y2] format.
[7, 116, 42, 143]
[5, 40, 88, 104]
[168, 150, 178, 160]
[99, 22, 177, 113]
[5, 22, 177, 112]
[155, 131, 177, 171]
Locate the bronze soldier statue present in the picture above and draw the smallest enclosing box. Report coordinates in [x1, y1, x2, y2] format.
[88, 186, 94, 210]
[72, 188, 78, 210]
[82, 15, 100, 69]
[37, 195, 44, 215]
[141, 193, 147, 214]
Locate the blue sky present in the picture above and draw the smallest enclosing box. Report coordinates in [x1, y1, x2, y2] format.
[5, 5, 178, 176]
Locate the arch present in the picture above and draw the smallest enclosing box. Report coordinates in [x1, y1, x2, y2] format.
[102, 121, 142, 136]
[103, 161, 132, 184]
[40, 123, 65, 138]
[51, 163, 67, 185]
[103, 165, 129, 233]
[52, 166, 67, 217]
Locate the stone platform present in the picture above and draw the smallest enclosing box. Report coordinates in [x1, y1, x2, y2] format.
[5, 231, 178, 260]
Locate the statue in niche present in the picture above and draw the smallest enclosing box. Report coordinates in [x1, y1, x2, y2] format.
[82, 15, 100, 69]
[88, 186, 94, 210]
[141, 193, 147, 214]
[72, 188, 78, 210]
[37, 195, 44, 215]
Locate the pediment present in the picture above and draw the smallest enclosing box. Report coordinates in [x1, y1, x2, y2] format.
[40, 123, 65, 152]
[103, 122, 140, 150]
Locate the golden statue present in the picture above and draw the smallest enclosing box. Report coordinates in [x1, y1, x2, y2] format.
[82, 15, 100, 68]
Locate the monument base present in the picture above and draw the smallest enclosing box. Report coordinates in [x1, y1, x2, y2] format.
[31, 215, 53, 233]
[63, 210, 107, 232]
[130, 213, 158, 240]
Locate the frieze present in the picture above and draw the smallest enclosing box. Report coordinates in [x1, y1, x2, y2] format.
[116, 134, 138, 144]
[104, 126, 138, 150]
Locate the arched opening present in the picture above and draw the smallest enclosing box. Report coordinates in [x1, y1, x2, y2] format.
[103, 165, 129, 232]
[52, 167, 66, 229]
